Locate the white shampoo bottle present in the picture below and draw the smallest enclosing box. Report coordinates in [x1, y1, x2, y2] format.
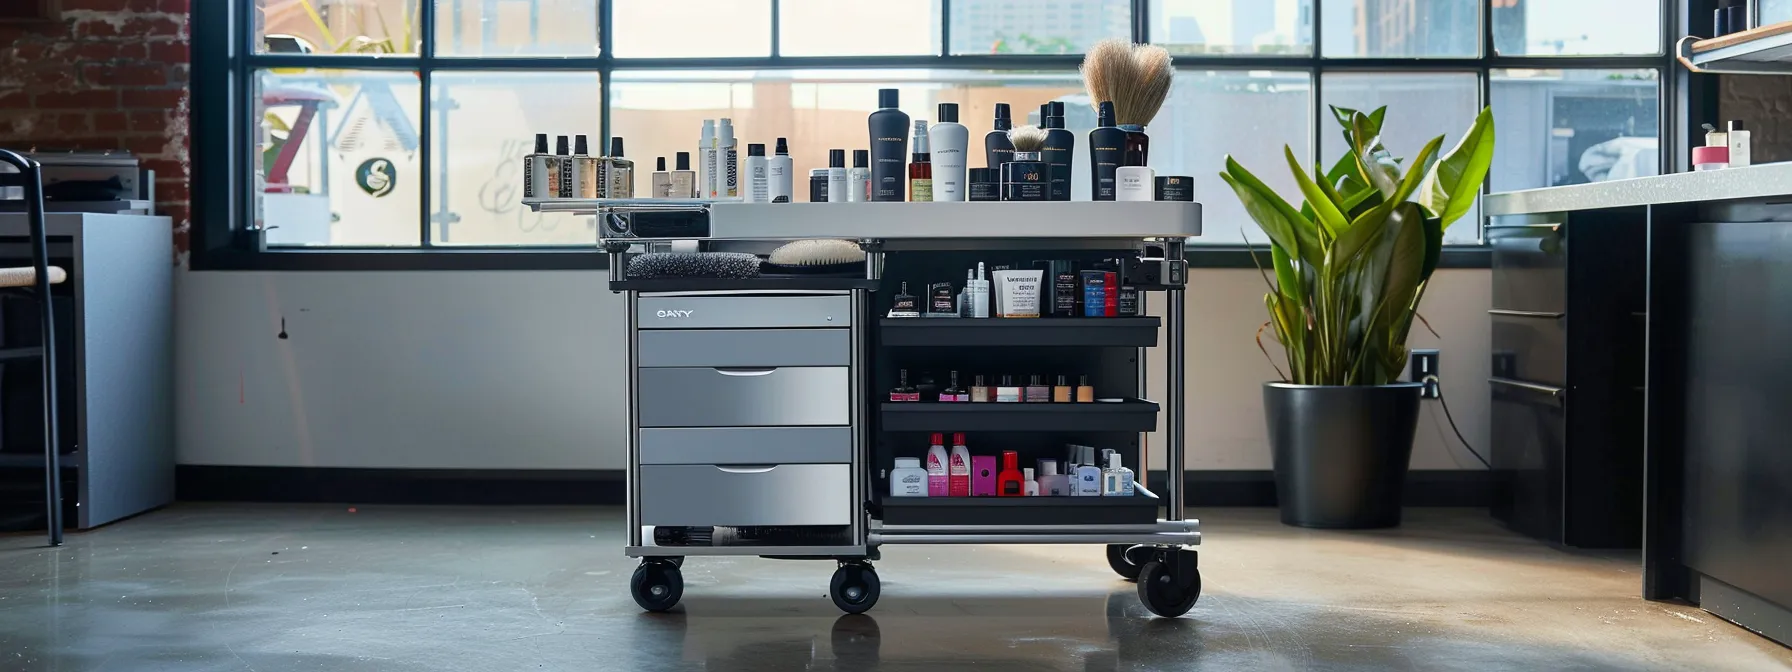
[699, 119, 717, 199]
[1072, 446, 1103, 496]
[930, 102, 970, 201]
[769, 137, 794, 203]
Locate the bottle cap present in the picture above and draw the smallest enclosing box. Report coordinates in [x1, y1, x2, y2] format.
[878, 88, 899, 108]
[930, 432, 943, 445]
[1039, 459, 1058, 476]
[533, 133, 549, 153]
[938, 102, 959, 123]
[829, 149, 846, 168]
[896, 457, 921, 468]
[1024, 467, 1035, 479]
[1729, 120, 1746, 132]
[853, 149, 869, 168]
[675, 151, 691, 171]
[1109, 453, 1123, 469]
[775, 137, 789, 155]
[573, 134, 590, 155]
[717, 118, 734, 139]
[994, 103, 1012, 131]
[609, 136, 624, 157]
[953, 432, 965, 445]
[1050, 100, 1065, 118]
[701, 119, 715, 142]
[656, 156, 667, 172]
[1002, 450, 1018, 469]
[748, 143, 765, 157]
[555, 135, 570, 155]
[1097, 101, 1115, 127]
[1058, 375, 1068, 385]
[1084, 445, 1097, 465]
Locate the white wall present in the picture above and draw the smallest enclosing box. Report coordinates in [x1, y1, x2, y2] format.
[175, 268, 1490, 472]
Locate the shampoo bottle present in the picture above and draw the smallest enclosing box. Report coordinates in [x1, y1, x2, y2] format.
[949, 433, 972, 497]
[1037, 459, 1069, 496]
[925, 433, 950, 497]
[985, 103, 1015, 169]
[744, 143, 769, 203]
[827, 149, 848, 203]
[1042, 101, 1075, 201]
[1089, 101, 1125, 201]
[699, 120, 717, 199]
[930, 103, 969, 201]
[717, 118, 738, 199]
[1023, 467, 1040, 496]
[868, 88, 910, 201]
[848, 150, 872, 202]
[997, 451, 1025, 497]
[769, 137, 794, 202]
[891, 457, 928, 497]
[524, 133, 550, 199]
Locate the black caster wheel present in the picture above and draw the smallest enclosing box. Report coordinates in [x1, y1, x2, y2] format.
[830, 562, 881, 615]
[1106, 544, 1146, 581]
[1136, 561, 1200, 618]
[631, 560, 683, 612]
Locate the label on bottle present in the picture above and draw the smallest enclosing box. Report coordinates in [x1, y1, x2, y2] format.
[894, 471, 925, 496]
[724, 147, 739, 198]
[910, 178, 932, 202]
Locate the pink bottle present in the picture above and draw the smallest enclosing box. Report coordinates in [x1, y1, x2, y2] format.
[925, 433, 950, 497]
[949, 432, 972, 497]
[972, 455, 997, 496]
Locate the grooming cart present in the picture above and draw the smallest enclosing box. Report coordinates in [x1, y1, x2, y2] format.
[526, 199, 1204, 617]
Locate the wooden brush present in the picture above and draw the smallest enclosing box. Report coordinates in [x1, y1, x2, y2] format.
[1080, 39, 1175, 127]
[1008, 125, 1049, 153]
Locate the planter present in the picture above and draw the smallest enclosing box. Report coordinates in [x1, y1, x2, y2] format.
[1263, 382, 1422, 529]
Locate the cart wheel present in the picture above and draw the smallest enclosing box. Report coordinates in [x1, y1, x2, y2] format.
[1136, 561, 1200, 618]
[830, 562, 881, 615]
[631, 560, 683, 612]
[1106, 544, 1145, 581]
[644, 556, 684, 568]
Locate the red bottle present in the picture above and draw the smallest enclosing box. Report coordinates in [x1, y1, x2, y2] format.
[997, 450, 1025, 497]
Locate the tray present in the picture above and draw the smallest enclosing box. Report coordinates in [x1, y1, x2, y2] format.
[880, 399, 1159, 432]
[878, 490, 1161, 526]
[879, 317, 1160, 347]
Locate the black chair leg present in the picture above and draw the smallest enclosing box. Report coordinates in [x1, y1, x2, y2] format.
[0, 149, 62, 546]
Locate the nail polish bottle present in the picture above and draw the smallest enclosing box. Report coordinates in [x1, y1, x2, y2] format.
[889, 369, 919, 402]
[997, 451, 1025, 497]
[970, 374, 991, 403]
[940, 370, 968, 402]
[1036, 459, 1069, 496]
[925, 433, 950, 497]
[1024, 375, 1051, 403]
[949, 433, 972, 497]
[996, 375, 1022, 403]
[972, 455, 997, 496]
[1023, 467, 1040, 496]
[889, 282, 921, 318]
[1052, 375, 1072, 402]
[1076, 375, 1095, 403]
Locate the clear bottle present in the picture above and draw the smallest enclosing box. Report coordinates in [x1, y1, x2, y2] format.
[940, 370, 967, 402]
[1052, 375, 1072, 403]
[1024, 375, 1051, 403]
[996, 375, 1022, 403]
[605, 137, 635, 198]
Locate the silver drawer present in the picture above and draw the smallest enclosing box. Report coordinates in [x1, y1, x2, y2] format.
[638, 295, 852, 329]
[637, 366, 850, 427]
[638, 329, 850, 368]
[640, 427, 852, 464]
[639, 464, 851, 526]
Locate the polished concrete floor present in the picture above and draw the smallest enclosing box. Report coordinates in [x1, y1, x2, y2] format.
[0, 505, 1787, 671]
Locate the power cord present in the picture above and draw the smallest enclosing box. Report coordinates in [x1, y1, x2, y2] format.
[1422, 375, 1491, 469]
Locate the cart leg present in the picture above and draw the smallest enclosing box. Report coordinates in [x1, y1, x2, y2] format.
[1164, 239, 1188, 522]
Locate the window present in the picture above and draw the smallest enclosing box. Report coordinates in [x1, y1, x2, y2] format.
[199, 0, 1680, 262]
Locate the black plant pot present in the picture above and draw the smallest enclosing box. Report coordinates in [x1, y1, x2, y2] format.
[1264, 382, 1422, 529]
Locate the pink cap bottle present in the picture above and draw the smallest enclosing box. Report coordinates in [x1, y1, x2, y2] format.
[925, 433, 950, 497]
[949, 432, 972, 497]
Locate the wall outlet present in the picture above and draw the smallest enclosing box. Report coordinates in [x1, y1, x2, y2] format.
[1410, 349, 1441, 399]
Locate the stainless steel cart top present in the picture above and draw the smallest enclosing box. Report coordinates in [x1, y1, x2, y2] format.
[524, 199, 1204, 242]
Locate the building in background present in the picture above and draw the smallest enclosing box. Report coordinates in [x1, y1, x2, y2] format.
[949, 0, 1130, 54]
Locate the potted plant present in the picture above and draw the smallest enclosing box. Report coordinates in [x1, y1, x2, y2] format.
[1219, 105, 1494, 528]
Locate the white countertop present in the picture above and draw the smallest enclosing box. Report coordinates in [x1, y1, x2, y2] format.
[1485, 162, 1792, 217]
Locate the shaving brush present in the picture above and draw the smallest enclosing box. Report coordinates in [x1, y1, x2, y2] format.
[1080, 39, 1174, 172]
[1000, 125, 1051, 201]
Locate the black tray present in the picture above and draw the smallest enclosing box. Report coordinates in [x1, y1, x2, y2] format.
[880, 399, 1159, 432]
[610, 277, 880, 292]
[878, 490, 1161, 526]
[879, 317, 1160, 347]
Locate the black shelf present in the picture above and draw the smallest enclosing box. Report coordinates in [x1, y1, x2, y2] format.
[880, 317, 1159, 347]
[878, 490, 1161, 526]
[610, 277, 880, 292]
[880, 399, 1159, 432]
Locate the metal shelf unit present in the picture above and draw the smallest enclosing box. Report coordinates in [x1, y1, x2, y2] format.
[1677, 21, 1792, 74]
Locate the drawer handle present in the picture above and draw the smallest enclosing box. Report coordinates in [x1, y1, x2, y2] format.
[1486, 223, 1562, 232]
[714, 465, 778, 474]
[1488, 309, 1565, 319]
[713, 367, 778, 376]
[1489, 377, 1566, 398]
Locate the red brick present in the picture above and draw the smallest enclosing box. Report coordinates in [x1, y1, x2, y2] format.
[119, 16, 183, 38]
[129, 110, 164, 131]
[32, 90, 116, 109]
[11, 42, 49, 62]
[82, 63, 167, 87]
[147, 40, 186, 63]
[93, 111, 128, 133]
[120, 88, 183, 109]
[154, 180, 188, 202]
[75, 19, 119, 39]
[57, 113, 90, 133]
[123, 136, 172, 156]
[0, 90, 29, 109]
[20, 68, 76, 90]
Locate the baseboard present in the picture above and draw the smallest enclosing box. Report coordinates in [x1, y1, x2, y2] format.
[178, 466, 1493, 507]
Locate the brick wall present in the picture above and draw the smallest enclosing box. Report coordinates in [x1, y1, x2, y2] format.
[0, 1, 191, 252]
[1720, 76, 1792, 165]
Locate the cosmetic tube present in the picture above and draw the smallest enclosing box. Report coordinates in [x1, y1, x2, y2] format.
[1089, 102, 1124, 201]
[985, 102, 1015, 169]
[992, 269, 1043, 318]
[930, 103, 969, 201]
[744, 143, 769, 203]
[848, 150, 872, 202]
[769, 137, 794, 202]
[827, 149, 848, 203]
[869, 88, 910, 201]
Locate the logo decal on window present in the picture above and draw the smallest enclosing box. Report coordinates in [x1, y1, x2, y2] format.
[355, 158, 397, 197]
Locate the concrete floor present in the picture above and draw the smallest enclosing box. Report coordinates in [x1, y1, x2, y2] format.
[0, 506, 1787, 671]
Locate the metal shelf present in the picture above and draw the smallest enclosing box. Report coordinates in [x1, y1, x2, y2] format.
[881, 399, 1160, 432]
[878, 490, 1162, 526]
[1678, 22, 1792, 74]
[880, 317, 1160, 347]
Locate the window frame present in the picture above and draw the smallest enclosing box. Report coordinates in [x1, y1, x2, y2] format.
[191, 0, 1693, 271]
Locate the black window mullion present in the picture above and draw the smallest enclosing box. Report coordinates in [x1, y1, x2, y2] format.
[600, 0, 614, 144]
[770, 0, 781, 58]
[939, 0, 950, 57]
[420, 0, 436, 246]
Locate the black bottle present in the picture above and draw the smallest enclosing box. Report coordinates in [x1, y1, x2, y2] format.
[1088, 101, 1125, 201]
[868, 88, 910, 202]
[1042, 101, 1075, 201]
[985, 102, 1015, 170]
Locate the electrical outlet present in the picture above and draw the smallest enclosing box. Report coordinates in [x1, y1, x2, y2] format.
[1410, 349, 1441, 399]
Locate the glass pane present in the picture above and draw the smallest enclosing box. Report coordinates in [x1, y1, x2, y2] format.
[780, 0, 941, 56]
[1152, 70, 1311, 245]
[1320, 0, 1477, 58]
[1490, 69, 1659, 193]
[256, 0, 418, 54]
[434, 0, 600, 56]
[429, 71, 602, 246]
[1493, 0, 1660, 56]
[948, 0, 1130, 55]
[1149, 0, 1314, 56]
[1320, 72, 1480, 243]
[255, 69, 422, 246]
[612, 0, 771, 57]
[610, 70, 1083, 203]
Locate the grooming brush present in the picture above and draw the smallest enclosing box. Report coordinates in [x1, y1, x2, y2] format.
[627, 252, 761, 280]
[1080, 39, 1174, 166]
[762, 239, 866, 275]
[1008, 125, 1048, 153]
[1001, 126, 1052, 201]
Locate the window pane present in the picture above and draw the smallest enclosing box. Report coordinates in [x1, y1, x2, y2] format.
[1320, 72, 1480, 243]
[612, 0, 771, 57]
[1320, 0, 1478, 58]
[948, 0, 1130, 55]
[434, 0, 600, 56]
[1492, 0, 1659, 56]
[430, 72, 602, 246]
[255, 69, 422, 247]
[1149, 0, 1314, 56]
[256, 0, 418, 54]
[1490, 69, 1659, 193]
[1152, 70, 1311, 245]
[780, 0, 941, 56]
[611, 70, 1082, 203]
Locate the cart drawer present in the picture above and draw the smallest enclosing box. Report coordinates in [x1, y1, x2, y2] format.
[638, 295, 852, 329]
[640, 427, 852, 464]
[638, 366, 850, 427]
[638, 329, 850, 368]
[639, 464, 851, 526]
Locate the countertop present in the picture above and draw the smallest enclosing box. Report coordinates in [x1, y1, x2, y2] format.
[1485, 162, 1792, 217]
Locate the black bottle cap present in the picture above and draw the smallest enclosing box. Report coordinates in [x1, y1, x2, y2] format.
[609, 136, 624, 157]
[1050, 100, 1065, 118]
[573, 134, 590, 155]
[1039, 103, 1050, 125]
[533, 133, 549, 154]
[829, 148, 846, 168]
[853, 149, 869, 168]
[938, 102, 959, 123]
[555, 135, 569, 155]
[1097, 101, 1115, 127]
[878, 88, 899, 108]
[656, 156, 667, 171]
[675, 151, 691, 171]
[775, 137, 789, 155]
[993, 103, 1012, 131]
[1730, 120, 1746, 131]
[748, 143, 765, 157]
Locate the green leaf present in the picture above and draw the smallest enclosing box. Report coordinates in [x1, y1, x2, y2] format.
[1418, 106, 1495, 228]
[1222, 156, 1321, 266]
[1343, 186, 1382, 219]
[1419, 215, 1444, 285]
[1348, 112, 1400, 198]
[1286, 146, 1349, 238]
[1271, 242, 1304, 308]
[1392, 134, 1445, 206]
[1326, 151, 1369, 197]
